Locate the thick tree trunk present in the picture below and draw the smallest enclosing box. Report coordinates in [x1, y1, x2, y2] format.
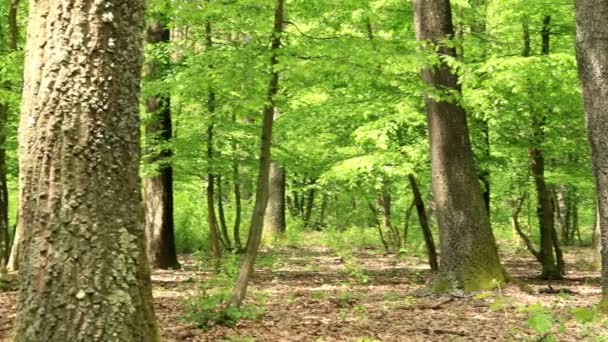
[413, 0, 504, 291]
[13, 1, 159, 340]
[230, 0, 284, 308]
[143, 19, 179, 270]
[264, 163, 286, 237]
[575, 0, 608, 311]
[408, 174, 438, 271]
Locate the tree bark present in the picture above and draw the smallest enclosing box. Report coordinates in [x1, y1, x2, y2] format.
[143, 18, 179, 270]
[264, 163, 286, 237]
[13, 1, 159, 340]
[413, 0, 504, 291]
[408, 174, 438, 271]
[230, 0, 284, 308]
[575, 0, 608, 311]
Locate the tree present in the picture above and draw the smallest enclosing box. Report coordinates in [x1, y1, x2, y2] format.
[413, 0, 504, 291]
[527, 15, 564, 279]
[143, 16, 180, 270]
[408, 174, 438, 271]
[13, 1, 159, 340]
[0, 0, 20, 272]
[230, 0, 284, 308]
[575, 0, 608, 311]
[264, 162, 286, 237]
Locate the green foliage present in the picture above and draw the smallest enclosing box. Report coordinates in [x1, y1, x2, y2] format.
[182, 255, 265, 331]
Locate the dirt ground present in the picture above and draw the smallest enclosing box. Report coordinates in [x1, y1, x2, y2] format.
[1, 245, 606, 341]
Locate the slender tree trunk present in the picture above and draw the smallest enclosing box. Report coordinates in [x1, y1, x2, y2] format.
[143, 18, 180, 270]
[403, 199, 415, 246]
[232, 114, 243, 252]
[204, 21, 222, 259]
[13, 1, 159, 340]
[230, 0, 284, 308]
[575, 0, 608, 311]
[379, 188, 401, 249]
[319, 194, 328, 228]
[511, 193, 542, 263]
[264, 163, 286, 237]
[368, 201, 390, 252]
[1, 0, 21, 272]
[529, 15, 562, 280]
[0, 104, 8, 273]
[217, 175, 232, 250]
[413, 0, 504, 291]
[408, 174, 438, 271]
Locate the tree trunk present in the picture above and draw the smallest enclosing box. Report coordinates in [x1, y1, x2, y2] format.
[319, 194, 328, 228]
[408, 174, 439, 271]
[204, 21, 222, 259]
[217, 175, 232, 250]
[403, 199, 415, 246]
[264, 163, 286, 237]
[368, 201, 390, 252]
[0, 104, 8, 272]
[413, 0, 504, 291]
[511, 193, 542, 263]
[529, 15, 562, 280]
[232, 114, 243, 252]
[230, 0, 284, 308]
[1, 0, 21, 272]
[13, 1, 159, 340]
[143, 19, 179, 270]
[379, 188, 401, 249]
[575, 0, 608, 311]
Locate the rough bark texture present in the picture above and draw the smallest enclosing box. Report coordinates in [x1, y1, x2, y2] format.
[230, 0, 284, 308]
[13, 1, 159, 341]
[264, 162, 286, 237]
[413, 0, 504, 291]
[143, 19, 179, 270]
[575, 0, 608, 311]
[408, 174, 438, 271]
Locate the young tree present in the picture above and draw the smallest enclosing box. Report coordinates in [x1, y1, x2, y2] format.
[413, 0, 504, 291]
[0, 0, 21, 272]
[144, 17, 180, 270]
[13, 1, 159, 340]
[230, 0, 284, 308]
[575, 0, 608, 311]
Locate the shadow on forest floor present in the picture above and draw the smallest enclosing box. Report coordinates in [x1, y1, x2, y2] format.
[1, 241, 607, 341]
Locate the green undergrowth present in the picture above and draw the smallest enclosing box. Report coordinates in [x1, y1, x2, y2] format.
[182, 254, 266, 331]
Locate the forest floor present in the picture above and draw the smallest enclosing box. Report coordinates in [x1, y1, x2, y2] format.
[1, 237, 607, 341]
